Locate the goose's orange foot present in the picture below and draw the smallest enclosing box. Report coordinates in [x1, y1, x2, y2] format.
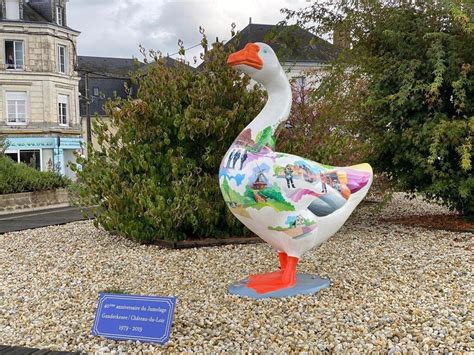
[246, 256, 299, 294]
[247, 252, 288, 284]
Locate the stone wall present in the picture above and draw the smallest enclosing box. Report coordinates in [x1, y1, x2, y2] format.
[0, 188, 69, 214]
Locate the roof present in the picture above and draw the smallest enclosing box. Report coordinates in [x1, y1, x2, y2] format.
[144, 56, 194, 71]
[22, 3, 49, 22]
[77, 55, 187, 77]
[0, 3, 79, 33]
[79, 75, 132, 117]
[77, 56, 145, 77]
[77, 55, 189, 116]
[225, 23, 339, 63]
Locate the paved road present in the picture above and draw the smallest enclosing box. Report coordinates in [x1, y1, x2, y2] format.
[0, 206, 93, 234]
[0, 345, 79, 354]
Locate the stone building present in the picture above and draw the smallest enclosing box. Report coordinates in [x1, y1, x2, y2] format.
[224, 22, 340, 87]
[0, 0, 81, 179]
[77, 56, 181, 150]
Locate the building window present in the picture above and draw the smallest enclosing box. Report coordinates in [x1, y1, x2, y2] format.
[6, 91, 27, 124]
[58, 94, 69, 126]
[6, 150, 41, 170]
[56, 6, 64, 26]
[5, 152, 18, 162]
[20, 150, 41, 170]
[5, 0, 20, 20]
[5, 40, 24, 70]
[295, 76, 306, 89]
[58, 45, 67, 74]
[93, 87, 99, 96]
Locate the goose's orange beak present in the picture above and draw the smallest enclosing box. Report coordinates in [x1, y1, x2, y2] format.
[227, 43, 263, 70]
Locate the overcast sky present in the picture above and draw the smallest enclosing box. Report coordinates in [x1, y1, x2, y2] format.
[67, 0, 311, 65]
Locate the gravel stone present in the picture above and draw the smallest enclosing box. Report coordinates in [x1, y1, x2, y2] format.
[0, 194, 472, 352]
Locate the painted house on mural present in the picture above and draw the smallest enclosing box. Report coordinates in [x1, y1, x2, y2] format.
[225, 22, 340, 87]
[77, 56, 182, 149]
[0, 0, 81, 179]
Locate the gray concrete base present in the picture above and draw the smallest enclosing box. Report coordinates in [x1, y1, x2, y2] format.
[229, 274, 331, 299]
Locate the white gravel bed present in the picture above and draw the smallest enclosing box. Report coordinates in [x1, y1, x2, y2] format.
[0, 196, 472, 353]
[374, 192, 454, 219]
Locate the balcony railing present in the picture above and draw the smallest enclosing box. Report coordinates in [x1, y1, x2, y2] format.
[6, 118, 28, 125]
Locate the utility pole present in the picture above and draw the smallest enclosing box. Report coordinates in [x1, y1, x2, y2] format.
[85, 72, 92, 144]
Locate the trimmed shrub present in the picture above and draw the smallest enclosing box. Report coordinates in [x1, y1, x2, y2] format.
[73, 40, 265, 243]
[0, 156, 69, 194]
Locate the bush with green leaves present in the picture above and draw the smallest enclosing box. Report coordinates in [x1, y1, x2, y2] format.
[285, 0, 473, 216]
[277, 73, 372, 167]
[73, 40, 265, 243]
[0, 156, 69, 194]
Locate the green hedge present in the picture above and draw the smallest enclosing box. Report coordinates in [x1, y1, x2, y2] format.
[0, 156, 69, 194]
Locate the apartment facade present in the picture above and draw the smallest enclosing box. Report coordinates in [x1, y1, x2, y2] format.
[0, 0, 81, 178]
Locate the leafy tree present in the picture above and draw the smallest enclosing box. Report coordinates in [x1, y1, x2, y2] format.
[277, 73, 372, 167]
[253, 126, 276, 151]
[73, 37, 265, 242]
[284, 0, 474, 216]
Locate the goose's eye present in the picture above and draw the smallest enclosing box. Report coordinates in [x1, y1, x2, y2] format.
[263, 49, 268, 54]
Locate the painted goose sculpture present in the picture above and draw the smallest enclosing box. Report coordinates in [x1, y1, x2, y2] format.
[219, 42, 373, 295]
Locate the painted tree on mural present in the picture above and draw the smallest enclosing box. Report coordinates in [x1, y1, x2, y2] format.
[74, 34, 265, 242]
[283, 0, 474, 216]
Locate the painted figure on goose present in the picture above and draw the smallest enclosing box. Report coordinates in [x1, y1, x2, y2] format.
[219, 42, 373, 295]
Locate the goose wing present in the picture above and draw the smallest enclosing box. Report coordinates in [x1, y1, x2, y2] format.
[274, 156, 372, 217]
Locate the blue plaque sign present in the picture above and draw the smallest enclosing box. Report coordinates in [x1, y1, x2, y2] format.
[91, 293, 176, 344]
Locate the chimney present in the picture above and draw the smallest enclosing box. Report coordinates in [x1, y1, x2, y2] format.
[249, 17, 252, 24]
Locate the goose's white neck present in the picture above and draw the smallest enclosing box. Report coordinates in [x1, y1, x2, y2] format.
[245, 67, 292, 148]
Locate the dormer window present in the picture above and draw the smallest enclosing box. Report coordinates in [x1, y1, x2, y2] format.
[5, 0, 20, 20]
[56, 6, 64, 26]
